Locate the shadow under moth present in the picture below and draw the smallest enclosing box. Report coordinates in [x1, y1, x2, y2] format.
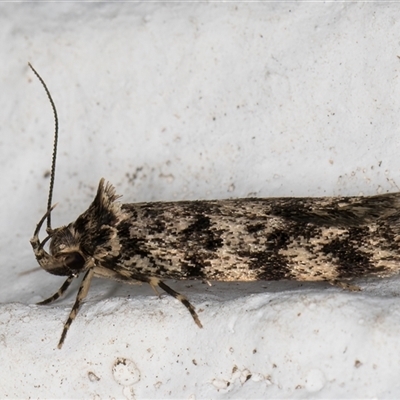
[29, 64, 400, 349]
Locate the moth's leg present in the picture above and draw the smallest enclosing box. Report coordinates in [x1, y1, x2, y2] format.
[149, 284, 161, 297]
[328, 279, 361, 292]
[58, 269, 95, 349]
[19, 266, 41, 276]
[37, 275, 75, 305]
[94, 267, 203, 329]
[150, 277, 203, 329]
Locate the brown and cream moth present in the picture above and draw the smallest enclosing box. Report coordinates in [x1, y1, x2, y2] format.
[29, 64, 400, 349]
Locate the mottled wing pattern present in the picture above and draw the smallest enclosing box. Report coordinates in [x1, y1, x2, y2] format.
[74, 181, 400, 284]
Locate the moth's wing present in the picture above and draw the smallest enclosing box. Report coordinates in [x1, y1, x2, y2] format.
[271, 193, 400, 227]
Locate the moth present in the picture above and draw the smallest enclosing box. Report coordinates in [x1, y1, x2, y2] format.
[29, 64, 400, 349]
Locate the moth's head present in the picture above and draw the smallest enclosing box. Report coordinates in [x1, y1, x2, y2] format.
[30, 179, 120, 276]
[30, 208, 86, 276]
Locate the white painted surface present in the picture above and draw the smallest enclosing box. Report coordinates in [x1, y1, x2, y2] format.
[1, 3, 400, 398]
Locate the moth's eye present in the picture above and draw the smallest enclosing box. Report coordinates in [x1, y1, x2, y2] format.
[62, 252, 85, 273]
[49, 227, 76, 256]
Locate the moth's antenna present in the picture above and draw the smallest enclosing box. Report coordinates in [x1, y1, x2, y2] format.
[28, 63, 58, 231]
